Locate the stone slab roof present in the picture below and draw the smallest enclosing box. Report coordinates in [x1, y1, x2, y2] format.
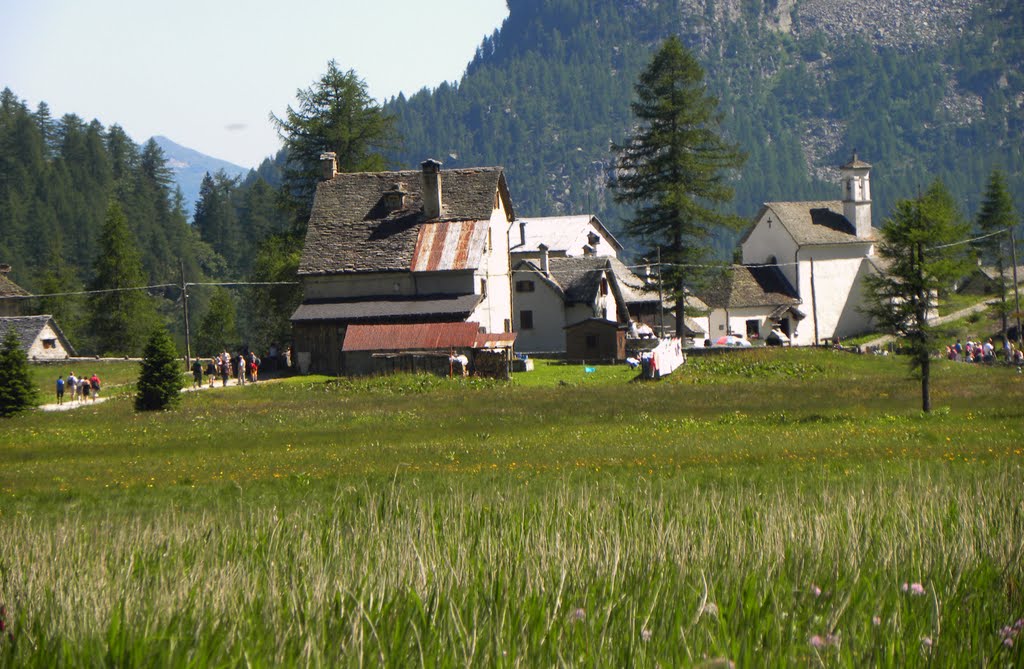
[0, 315, 76, 355]
[299, 167, 512, 276]
[0, 272, 30, 298]
[746, 201, 876, 246]
[291, 294, 482, 324]
[702, 265, 801, 309]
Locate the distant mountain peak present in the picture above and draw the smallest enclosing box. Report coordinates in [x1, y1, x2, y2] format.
[151, 136, 248, 219]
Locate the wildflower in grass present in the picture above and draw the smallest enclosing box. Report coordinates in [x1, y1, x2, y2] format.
[809, 633, 838, 649]
[569, 608, 586, 623]
[641, 628, 653, 642]
[910, 583, 926, 596]
[872, 616, 882, 626]
[701, 602, 719, 617]
[810, 584, 822, 597]
[921, 636, 933, 648]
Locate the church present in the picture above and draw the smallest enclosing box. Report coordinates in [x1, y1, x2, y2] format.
[705, 154, 881, 346]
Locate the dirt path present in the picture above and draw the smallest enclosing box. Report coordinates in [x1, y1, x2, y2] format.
[858, 298, 996, 350]
[37, 375, 277, 412]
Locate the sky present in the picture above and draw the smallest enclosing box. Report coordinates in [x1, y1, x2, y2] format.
[0, 0, 510, 169]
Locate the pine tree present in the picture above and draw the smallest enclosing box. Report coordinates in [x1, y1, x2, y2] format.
[0, 327, 37, 417]
[612, 36, 747, 336]
[135, 326, 183, 411]
[975, 170, 1019, 341]
[88, 200, 160, 355]
[865, 180, 972, 412]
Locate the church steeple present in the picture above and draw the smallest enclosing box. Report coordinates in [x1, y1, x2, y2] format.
[840, 151, 872, 239]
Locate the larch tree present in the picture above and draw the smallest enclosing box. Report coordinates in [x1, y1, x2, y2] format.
[864, 180, 972, 412]
[270, 60, 397, 220]
[612, 36, 746, 337]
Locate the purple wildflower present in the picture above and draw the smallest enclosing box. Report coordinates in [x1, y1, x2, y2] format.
[909, 583, 926, 596]
[810, 584, 822, 597]
[872, 616, 882, 626]
[641, 628, 653, 642]
[569, 608, 586, 623]
[921, 636, 933, 648]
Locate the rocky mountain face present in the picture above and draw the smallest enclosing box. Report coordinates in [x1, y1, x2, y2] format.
[386, 0, 1022, 255]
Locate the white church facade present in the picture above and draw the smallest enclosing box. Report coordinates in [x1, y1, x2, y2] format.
[708, 153, 881, 346]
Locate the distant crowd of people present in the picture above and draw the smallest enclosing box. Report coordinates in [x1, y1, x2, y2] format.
[946, 338, 1024, 371]
[54, 372, 101, 405]
[193, 349, 262, 388]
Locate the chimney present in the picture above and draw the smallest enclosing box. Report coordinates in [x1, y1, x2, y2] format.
[519, 221, 527, 247]
[583, 245, 595, 257]
[0, 263, 10, 275]
[320, 152, 337, 181]
[538, 243, 550, 277]
[421, 159, 443, 219]
[587, 231, 600, 249]
[383, 183, 407, 213]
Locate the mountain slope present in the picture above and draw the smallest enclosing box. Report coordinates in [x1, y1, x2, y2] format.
[151, 136, 248, 218]
[385, 0, 1023, 257]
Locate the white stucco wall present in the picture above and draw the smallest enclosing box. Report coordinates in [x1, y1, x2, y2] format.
[794, 244, 874, 345]
[707, 306, 784, 343]
[470, 204, 514, 333]
[511, 272, 566, 353]
[741, 212, 799, 287]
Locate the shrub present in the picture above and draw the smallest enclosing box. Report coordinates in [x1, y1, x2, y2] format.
[135, 327, 183, 411]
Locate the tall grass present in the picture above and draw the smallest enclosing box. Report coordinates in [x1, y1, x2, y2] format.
[1, 350, 1022, 666]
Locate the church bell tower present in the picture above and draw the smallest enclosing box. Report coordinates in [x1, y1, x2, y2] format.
[840, 151, 872, 239]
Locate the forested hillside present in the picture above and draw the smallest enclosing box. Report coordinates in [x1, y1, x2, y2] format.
[386, 0, 1023, 255]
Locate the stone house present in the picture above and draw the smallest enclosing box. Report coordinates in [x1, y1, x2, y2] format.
[291, 157, 515, 375]
[0, 315, 76, 360]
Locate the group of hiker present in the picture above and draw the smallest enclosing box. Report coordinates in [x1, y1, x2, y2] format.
[192, 350, 261, 388]
[946, 337, 1024, 369]
[54, 372, 101, 405]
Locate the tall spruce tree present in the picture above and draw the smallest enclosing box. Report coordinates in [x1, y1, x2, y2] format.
[88, 200, 160, 355]
[865, 180, 971, 412]
[975, 170, 1020, 342]
[612, 36, 746, 336]
[135, 326, 183, 411]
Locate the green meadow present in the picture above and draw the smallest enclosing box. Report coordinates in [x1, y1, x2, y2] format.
[1, 350, 1022, 666]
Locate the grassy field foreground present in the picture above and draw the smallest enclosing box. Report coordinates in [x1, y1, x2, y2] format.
[0, 349, 1022, 666]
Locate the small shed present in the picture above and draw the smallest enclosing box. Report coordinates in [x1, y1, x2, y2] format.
[341, 322, 516, 378]
[564, 318, 626, 363]
[0, 315, 76, 360]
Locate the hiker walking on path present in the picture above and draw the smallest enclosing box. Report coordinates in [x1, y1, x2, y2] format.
[89, 373, 101, 401]
[67, 372, 78, 403]
[56, 376, 65, 405]
[205, 358, 217, 388]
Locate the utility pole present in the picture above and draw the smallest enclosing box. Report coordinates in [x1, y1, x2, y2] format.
[656, 247, 665, 337]
[1011, 227, 1022, 347]
[180, 260, 192, 369]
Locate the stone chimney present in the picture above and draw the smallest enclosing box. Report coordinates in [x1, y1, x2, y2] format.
[421, 159, 443, 219]
[320, 152, 337, 181]
[538, 243, 550, 277]
[587, 231, 600, 250]
[383, 183, 408, 213]
[582, 245, 595, 257]
[519, 221, 527, 247]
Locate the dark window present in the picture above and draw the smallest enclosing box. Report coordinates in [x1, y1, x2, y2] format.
[481, 278, 487, 297]
[515, 280, 535, 292]
[520, 310, 534, 329]
[42, 338, 56, 349]
[585, 334, 598, 349]
[600, 278, 609, 296]
[746, 319, 760, 339]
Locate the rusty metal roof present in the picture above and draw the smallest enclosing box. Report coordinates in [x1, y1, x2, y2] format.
[411, 220, 488, 272]
[342, 322, 483, 352]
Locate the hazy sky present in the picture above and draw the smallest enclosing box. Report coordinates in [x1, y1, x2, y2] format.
[0, 0, 509, 168]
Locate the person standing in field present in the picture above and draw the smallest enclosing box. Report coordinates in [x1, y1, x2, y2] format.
[56, 375, 65, 405]
[192, 358, 203, 389]
[89, 373, 101, 401]
[67, 372, 78, 403]
[220, 351, 230, 387]
[205, 358, 217, 388]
